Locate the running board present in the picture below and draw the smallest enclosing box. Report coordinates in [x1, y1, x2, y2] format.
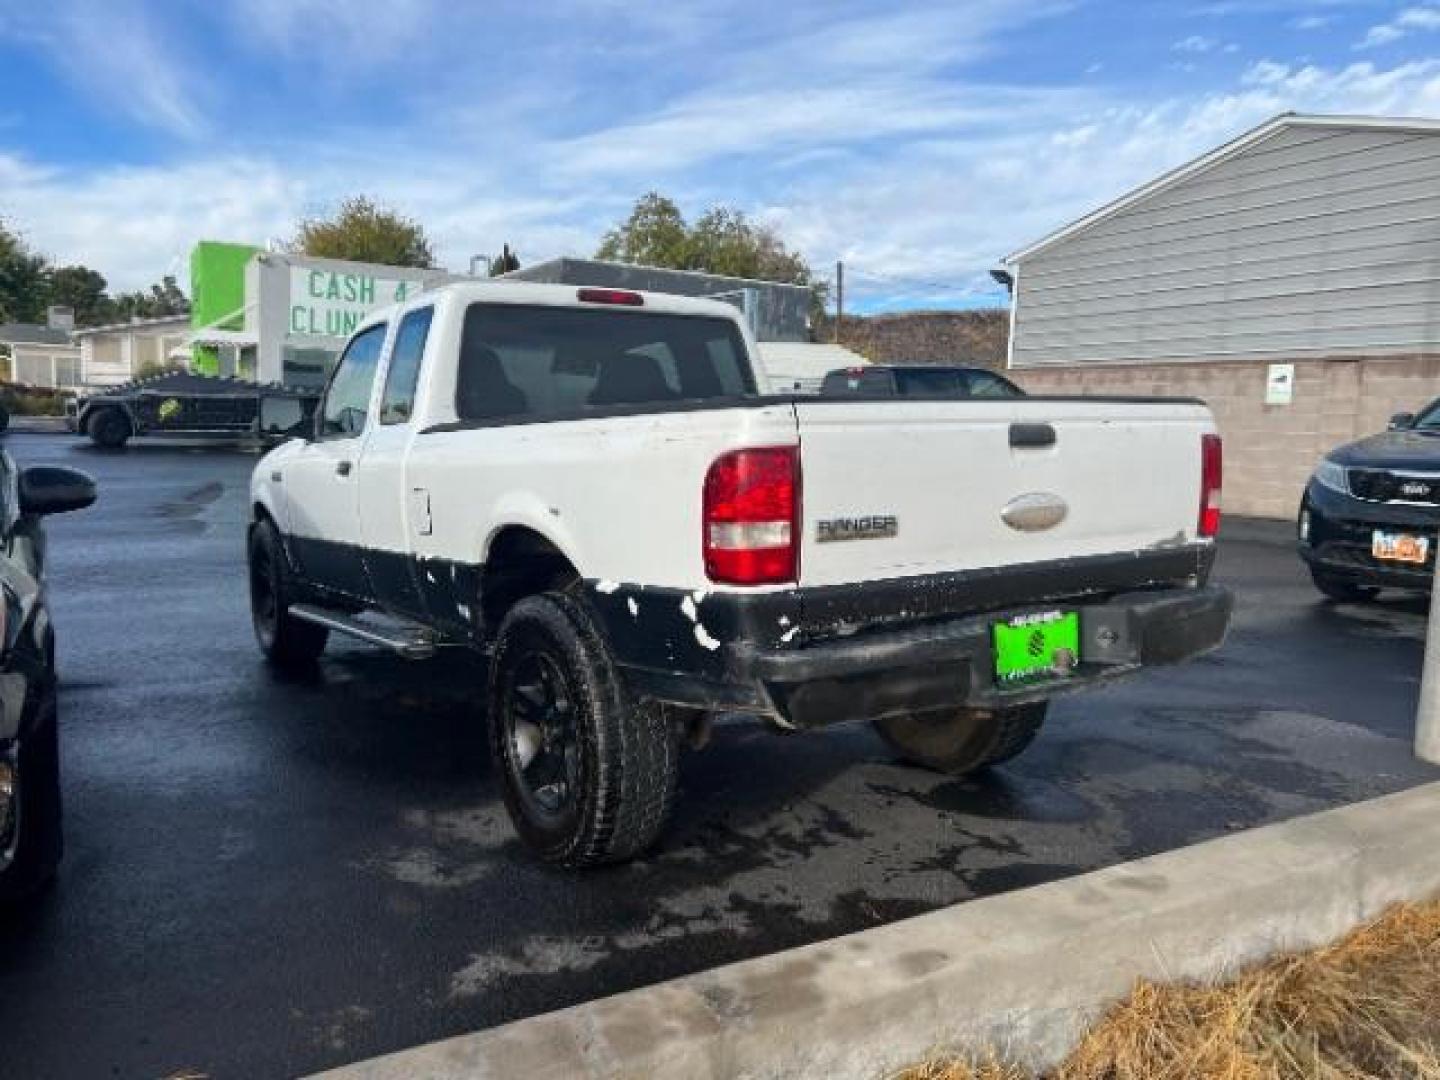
[288, 604, 438, 660]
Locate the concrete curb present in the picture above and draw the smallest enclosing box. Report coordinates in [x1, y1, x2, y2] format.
[4, 416, 69, 434]
[316, 782, 1440, 1080]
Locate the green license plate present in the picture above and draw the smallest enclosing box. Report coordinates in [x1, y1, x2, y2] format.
[993, 610, 1080, 687]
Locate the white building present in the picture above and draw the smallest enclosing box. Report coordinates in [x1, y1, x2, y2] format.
[998, 113, 1440, 370]
[996, 112, 1440, 519]
[72, 315, 192, 388]
[2, 324, 81, 389]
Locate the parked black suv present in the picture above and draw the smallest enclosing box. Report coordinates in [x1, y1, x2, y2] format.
[820, 364, 1024, 399]
[1298, 400, 1440, 601]
[0, 455, 95, 903]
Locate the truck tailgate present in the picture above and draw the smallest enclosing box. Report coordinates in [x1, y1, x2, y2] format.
[793, 398, 1215, 588]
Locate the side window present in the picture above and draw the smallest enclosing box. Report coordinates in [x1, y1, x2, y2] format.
[896, 369, 962, 397]
[320, 323, 387, 438]
[380, 307, 433, 425]
[963, 370, 1024, 399]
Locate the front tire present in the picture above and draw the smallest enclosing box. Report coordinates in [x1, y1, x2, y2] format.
[489, 592, 678, 867]
[87, 407, 132, 449]
[1311, 570, 1379, 603]
[873, 702, 1048, 775]
[0, 698, 63, 905]
[248, 519, 328, 667]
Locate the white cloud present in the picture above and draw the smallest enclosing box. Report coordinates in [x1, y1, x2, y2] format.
[1174, 35, 1219, 52]
[1358, 4, 1440, 48]
[226, 0, 441, 68]
[6, 4, 1440, 309]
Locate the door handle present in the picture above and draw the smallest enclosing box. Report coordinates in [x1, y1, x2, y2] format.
[336, 460, 353, 477]
[1009, 423, 1056, 448]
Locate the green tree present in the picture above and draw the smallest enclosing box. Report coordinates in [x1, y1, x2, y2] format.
[292, 195, 435, 268]
[596, 193, 691, 268]
[594, 193, 826, 318]
[47, 265, 112, 325]
[487, 243, 521, 276]
[0, 219, 49, 324]
[110, 276, 190, 321]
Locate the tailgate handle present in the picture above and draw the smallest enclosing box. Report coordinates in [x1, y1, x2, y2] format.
[1010, 423, 1056, 448]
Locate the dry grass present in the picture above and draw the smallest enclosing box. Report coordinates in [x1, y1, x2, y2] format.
[894, 900, 1440, 1080]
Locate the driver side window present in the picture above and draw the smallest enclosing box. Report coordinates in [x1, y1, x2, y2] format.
[321, 323, 387, 438]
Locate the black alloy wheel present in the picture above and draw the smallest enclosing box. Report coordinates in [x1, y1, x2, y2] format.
[247, 520, 328, 666]
[499, 649, 583, 831]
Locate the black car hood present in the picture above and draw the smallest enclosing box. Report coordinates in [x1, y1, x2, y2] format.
[1330, 429, 1440, 470]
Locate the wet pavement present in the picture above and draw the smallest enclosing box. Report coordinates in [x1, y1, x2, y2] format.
[0, 433, 1435, 1079]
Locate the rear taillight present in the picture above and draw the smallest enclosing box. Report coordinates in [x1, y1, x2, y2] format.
[703, 446, 800, 585]
[577, 287, 644, 306]
[1199, 433, 1222, 538]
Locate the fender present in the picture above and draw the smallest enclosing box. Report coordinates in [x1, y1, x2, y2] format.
[481, 491, 588, 573]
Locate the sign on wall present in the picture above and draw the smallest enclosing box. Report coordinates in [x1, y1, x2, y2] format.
[287, 267, 425, 339]
[1265, 363, 1295, 406]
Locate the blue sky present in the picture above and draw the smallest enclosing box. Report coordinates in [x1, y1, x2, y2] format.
[1, 0, 1439, 311]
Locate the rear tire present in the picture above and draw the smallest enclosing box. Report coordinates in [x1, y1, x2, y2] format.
[873, 702, 1048, 775]
[248, 519, 328, 667]
[489, 591, 678, 867]
[87, 407, 131, 449]
[0, 697, 63, 906]
[1311, 570, 1379, 603]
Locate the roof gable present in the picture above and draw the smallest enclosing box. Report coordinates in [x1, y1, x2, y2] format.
[1001, 113, 1440, 266]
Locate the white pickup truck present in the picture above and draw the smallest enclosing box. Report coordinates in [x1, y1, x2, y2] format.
[248, 281, 1232, 867]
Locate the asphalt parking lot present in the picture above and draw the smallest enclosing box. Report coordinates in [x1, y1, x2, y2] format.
[0, 432, 1437, 1079]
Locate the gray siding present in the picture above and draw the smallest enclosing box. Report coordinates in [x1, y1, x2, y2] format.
[1011, 124, 1440, 367]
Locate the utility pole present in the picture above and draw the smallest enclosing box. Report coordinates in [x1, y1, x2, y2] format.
[1417, 555, 1440, 764]
[834, 260, 844, 344]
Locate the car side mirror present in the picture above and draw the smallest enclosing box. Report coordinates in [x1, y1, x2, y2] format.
[19, 465, 96, 517]
[1389, 412, 1416, 431]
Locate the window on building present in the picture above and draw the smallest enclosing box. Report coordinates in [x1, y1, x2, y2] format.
[320, 323, 387, 438]
[380, 307, 433, 425]
[90, 337, 122, 367]
[54, 355, 82, 387]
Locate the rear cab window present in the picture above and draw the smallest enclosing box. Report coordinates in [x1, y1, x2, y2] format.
[454, 304, 755, 422]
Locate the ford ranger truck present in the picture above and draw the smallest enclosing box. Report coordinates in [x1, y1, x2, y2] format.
[247, 281, 1232, 867]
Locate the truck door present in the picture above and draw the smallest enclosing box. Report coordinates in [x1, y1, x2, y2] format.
[356, 305, 433, 618]
[283, 321, 388, 601]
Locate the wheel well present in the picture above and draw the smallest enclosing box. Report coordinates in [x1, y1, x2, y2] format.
[90, 403, 130, 423]
[481, 527, 580, 628]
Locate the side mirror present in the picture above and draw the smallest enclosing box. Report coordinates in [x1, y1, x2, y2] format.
[1389, 412, 1416, 431]
[19, 465, 96, 517]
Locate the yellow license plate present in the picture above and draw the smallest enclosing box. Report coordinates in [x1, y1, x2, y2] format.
[1372, 530, 1430, 564]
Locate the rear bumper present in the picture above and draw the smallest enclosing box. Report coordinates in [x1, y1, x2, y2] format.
[729, 584, 1231, 727]
[589, 545, 1230, 728]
